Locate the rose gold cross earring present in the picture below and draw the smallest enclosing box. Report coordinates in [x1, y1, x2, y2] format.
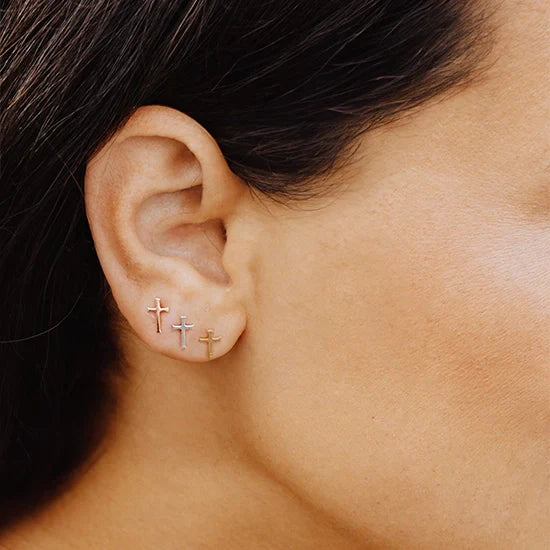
[147, 297, 170, 333]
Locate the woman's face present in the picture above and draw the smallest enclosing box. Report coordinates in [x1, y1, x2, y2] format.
[234, 2, 549, 545]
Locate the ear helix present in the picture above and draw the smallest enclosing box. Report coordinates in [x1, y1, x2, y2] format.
[146, 297, 223, 359]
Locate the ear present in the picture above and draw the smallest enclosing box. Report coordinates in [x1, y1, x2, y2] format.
[84, 105, 249, 363]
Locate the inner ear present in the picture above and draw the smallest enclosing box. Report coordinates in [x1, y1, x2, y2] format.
[136, 186, 230, 285]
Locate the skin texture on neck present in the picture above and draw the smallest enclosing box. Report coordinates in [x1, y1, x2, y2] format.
[0, 338, 374, 550]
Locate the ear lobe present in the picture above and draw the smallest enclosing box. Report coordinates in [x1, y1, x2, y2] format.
[84, 105, 247, 362]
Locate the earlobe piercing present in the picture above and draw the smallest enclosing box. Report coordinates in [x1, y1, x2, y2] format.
[172, 316, 195, 349]
[146, 299, 222, 359]
[199, 329, 222, 359]
[147, 297, 170, 333]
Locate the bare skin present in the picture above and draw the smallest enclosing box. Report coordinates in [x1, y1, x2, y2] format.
[1, 0, 549, 548]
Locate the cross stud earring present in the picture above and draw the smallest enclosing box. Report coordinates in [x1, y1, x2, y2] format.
[199, 329, 222, 359]
[172, 316, 195, 349]
[146, 298, 222, 359]
[147, 297, 170, 333]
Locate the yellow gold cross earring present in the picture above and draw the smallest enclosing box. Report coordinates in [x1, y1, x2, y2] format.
[199, 329, 222, 359]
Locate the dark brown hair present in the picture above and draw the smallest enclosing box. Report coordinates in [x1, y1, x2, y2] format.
[0, 0, 496, 527]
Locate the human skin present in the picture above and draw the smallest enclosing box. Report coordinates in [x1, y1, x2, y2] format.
[1, 0, 549, 548]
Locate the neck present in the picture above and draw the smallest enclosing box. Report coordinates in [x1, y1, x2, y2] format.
[0, 338, 363, 550]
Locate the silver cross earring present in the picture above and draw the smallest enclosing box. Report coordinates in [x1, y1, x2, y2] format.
[172, 316, 195, 349]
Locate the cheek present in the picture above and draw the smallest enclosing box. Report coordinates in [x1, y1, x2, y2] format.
[236, 186, 550, 543]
